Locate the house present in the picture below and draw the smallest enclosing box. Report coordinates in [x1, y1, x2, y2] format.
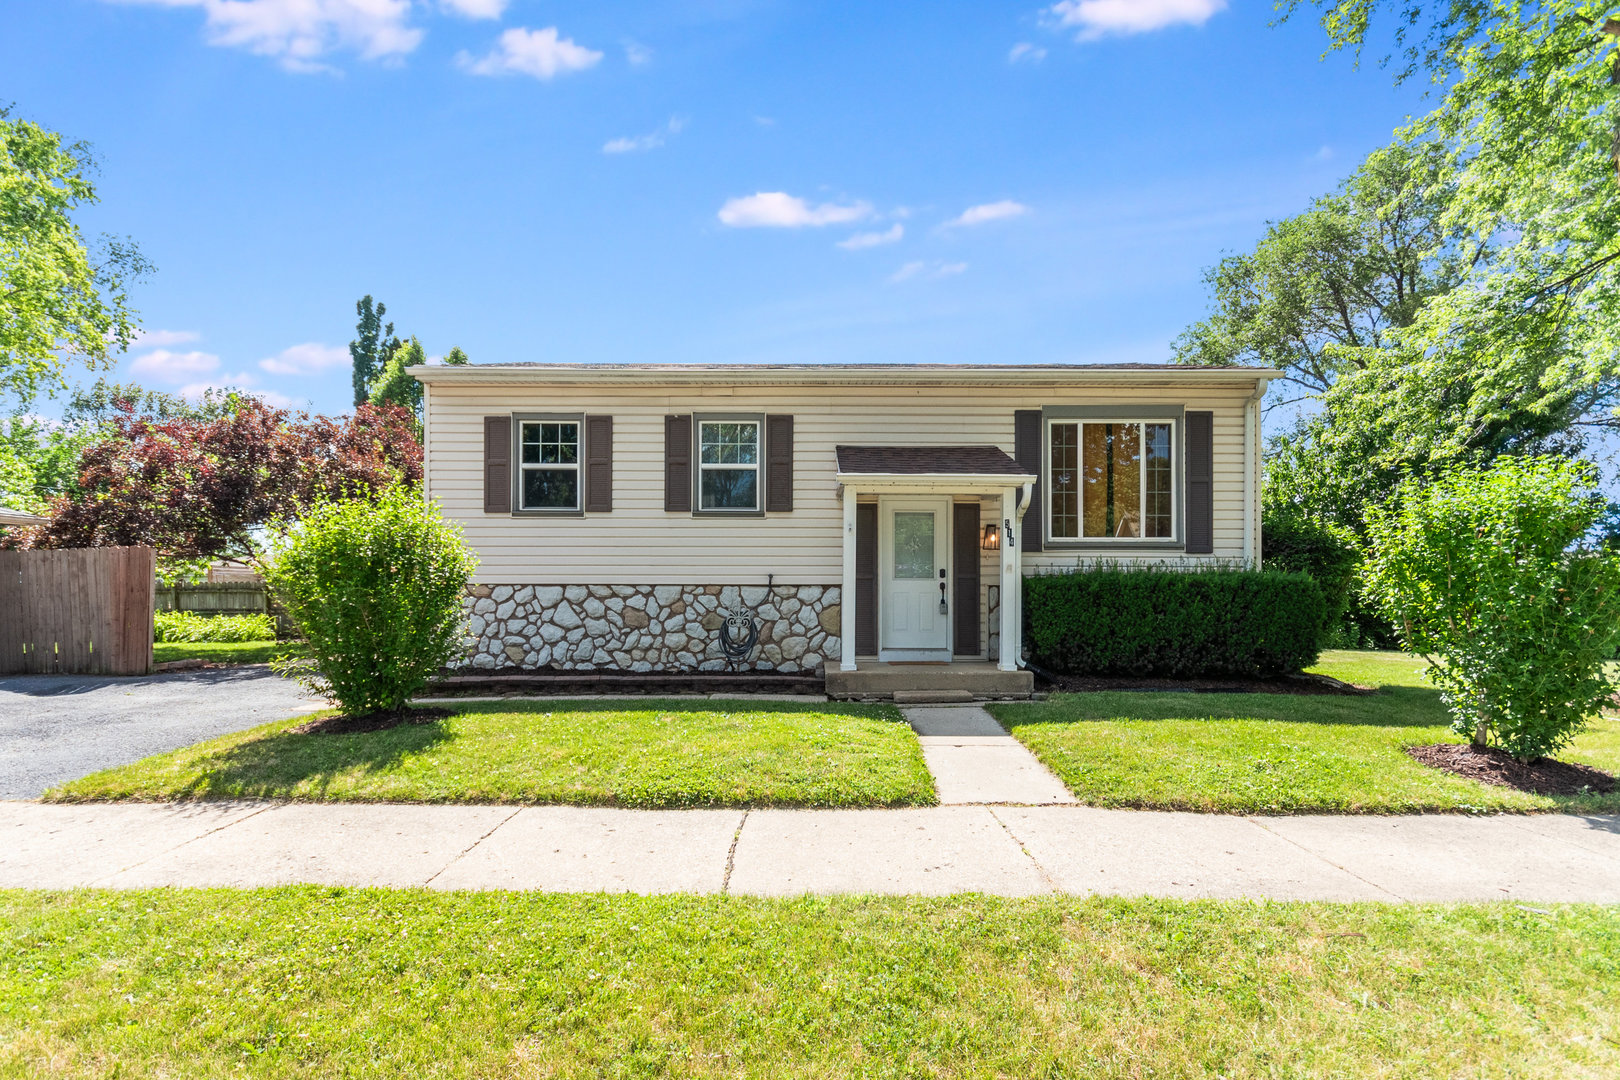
[410, 362, 1276, 697]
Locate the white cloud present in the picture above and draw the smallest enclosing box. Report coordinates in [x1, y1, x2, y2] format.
[943, 200, 1030, 228]
[110, 0, 423, 73]
[1048, 0, 1226, 40]
[129, 349, 221, 382]
[179, 376, 297, 408]
[837, 224, 904, 250]
[624, 40, 652, 65]
[603, 115, 687, 155]
[130, 328, 201, 348]
[458, 26, 603, 79]
[257, 342, 350, 376]
[440, 0, 505, 17]
[889, 260, 968, 283]
[1009, 42, 1047, 63]
[1313, 145, 1335, 162]
[718, 192, 872, 228]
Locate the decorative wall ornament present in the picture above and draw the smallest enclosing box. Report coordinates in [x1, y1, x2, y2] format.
[718, 605, 760, 665]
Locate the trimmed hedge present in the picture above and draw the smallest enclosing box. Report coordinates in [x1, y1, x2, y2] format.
[1024, 567, 1326, 678]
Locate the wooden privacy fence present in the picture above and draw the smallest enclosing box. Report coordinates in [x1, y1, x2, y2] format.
[155, 581, 294, 637]
[0, 546, 155, 675]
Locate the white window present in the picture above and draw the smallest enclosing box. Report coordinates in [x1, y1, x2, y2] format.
[697, 420, 760, 512]
[518, 419, 580, 511]
[1048, 420, 1175, 541]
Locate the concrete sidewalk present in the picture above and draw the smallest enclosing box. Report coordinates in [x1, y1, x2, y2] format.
[5, 800, 1618, 901]
[903, 705, 1075, 805]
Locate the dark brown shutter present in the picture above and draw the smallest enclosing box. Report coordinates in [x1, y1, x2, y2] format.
[664, 415, 692, 512]
[1185, 410, 1214, 554]
[856, 502, 878, 656]
[484, 416, 511, 514]
[765, 414, 794, 512]
[953, 502, 981, 656]
[584, 414, 612, 513]
[1013, 410, 1043, 552]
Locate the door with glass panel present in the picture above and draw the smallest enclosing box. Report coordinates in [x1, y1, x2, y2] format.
[878, 497, 951, 660]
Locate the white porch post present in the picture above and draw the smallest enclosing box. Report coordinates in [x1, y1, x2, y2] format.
[840, 483, 858, 672]
[998, 486, 1019, 672]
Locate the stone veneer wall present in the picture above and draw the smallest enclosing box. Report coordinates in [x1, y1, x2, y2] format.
[459, 584, 841, 674]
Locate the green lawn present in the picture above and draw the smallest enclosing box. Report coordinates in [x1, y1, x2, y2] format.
[153, 640, 304, 666]
[47, 700, 934, 808]
[1, 889, 1614, 1079]
[990, 650, 1620, 814]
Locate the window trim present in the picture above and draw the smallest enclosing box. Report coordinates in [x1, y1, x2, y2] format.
[692, 413, 766, 517]
[1042, 406, 1183, 549]
[512, 413, 585, 516]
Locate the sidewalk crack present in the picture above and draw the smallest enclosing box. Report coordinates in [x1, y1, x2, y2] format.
[1244, 817, 1406, 900]
[989, 807, 1059, 893]
[94, 800, 279, 886]
[423, 807, 522, 887]
[721, 811, 749, 894]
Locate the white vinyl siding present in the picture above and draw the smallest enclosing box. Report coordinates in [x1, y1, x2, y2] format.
[425, 380, 1257, 585]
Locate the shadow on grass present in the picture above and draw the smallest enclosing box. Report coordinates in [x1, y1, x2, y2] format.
[168, 719, 454, 800]
[1010, 684, 1451, 731]
[438, 696, 901, 720]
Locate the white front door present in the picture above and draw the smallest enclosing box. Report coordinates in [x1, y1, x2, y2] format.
[878, 497, 951, 661]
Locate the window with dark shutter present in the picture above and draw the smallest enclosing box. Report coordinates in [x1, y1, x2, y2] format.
[1013, 410, 1043, 552]
[585, 415, 613, 513]
[664, 415, 692, 512]
[484, 416, 511, 514]
[1184, 410, 1214, 554]
[765, 415, 794, 512]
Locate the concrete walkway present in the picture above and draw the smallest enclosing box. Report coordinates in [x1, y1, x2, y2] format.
[4, 800, 1618, 900]
[903, 705, 1075, 805]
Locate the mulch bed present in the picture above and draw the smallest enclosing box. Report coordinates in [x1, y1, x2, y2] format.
[289, 707, 452, 736]
[1406, 743, 1617, 797]
[1037, 670, 1373, 696]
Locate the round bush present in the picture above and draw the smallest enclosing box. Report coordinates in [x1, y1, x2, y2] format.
[1365, 457, 1620, 761]
[263, 487, 477, 715]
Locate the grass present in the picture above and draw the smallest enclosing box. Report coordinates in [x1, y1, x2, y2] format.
[990, 650, 1620, 815]
[1, 889, 1616, 1079]
[46, 699, 934, 808]
[153, 640, 304, 666]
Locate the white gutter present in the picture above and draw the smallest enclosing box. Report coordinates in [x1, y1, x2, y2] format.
[834, 471, 1038, 491]
[408, 363, 1283, 390]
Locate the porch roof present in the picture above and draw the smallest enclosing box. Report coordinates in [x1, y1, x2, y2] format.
[834, 445, 1034, 481]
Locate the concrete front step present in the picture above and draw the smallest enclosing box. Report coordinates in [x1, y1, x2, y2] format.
[826, 664, 1034, 700]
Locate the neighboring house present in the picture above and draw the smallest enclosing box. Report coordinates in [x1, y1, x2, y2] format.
[411, 362, 1276, 696]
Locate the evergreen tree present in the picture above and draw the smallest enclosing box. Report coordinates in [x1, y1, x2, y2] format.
[348, 296, 400, 407]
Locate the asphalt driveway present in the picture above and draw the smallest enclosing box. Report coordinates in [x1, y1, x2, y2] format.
[0, 668, 325, 799]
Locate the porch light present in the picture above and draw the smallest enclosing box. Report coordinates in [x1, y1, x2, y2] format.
[981, 522, 1000, 551]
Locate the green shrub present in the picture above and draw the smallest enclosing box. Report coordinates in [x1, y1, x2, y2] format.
[1024, 567, 1326, 678]
[153, 610, 276, 643]
[1261, 503, 1360, 635]
[1365, 456, 1620, 761]
[263, 487, 478, 716]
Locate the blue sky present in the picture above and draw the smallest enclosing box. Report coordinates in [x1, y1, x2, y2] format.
[4, 0, 1427, 417]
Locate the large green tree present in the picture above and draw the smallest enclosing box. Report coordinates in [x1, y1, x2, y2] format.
[368, 336, 427, 418]
[348, 295, 400, 407]
[1175, 142, 1479, 403]
[1278, 1, 1620, 449]
[0, 107, 150, 405]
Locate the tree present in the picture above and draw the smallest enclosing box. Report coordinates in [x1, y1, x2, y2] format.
[443, 346, 470, 366]
[1364, 457, 1620, 761]
[348, 295, 400, 408]
[10, 399, 422, 561]
[368, 336, 426, 417]
[264, 487, 477, 717]
[1, 107, 151, 406]
[1175, 142, 1479, 403]
[1279, 2, 1620, 445]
